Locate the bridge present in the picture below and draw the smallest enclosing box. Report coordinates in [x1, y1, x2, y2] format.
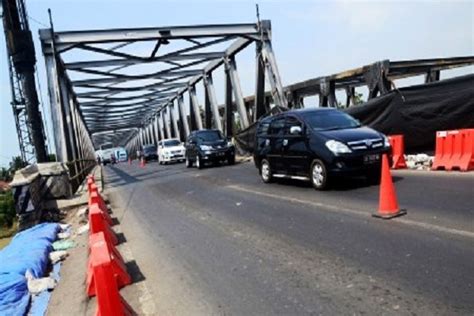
[2, 1, 474, 315]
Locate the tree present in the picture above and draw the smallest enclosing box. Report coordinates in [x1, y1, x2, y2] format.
[9, 156, 26, 173]
[353, 92, 364, 105]
[0, 168, 11, 182]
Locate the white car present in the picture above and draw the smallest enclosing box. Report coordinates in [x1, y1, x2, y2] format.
[158, 139, 186, 164]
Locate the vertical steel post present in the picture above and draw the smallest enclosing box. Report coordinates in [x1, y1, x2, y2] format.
[204, 73, 223, 132]
[254, 41, 266, 121]
[189, 85, 203, 130]
[204, 83, 212, 129]
[177, 94, 190, 137]
[170, 102, 180, 139]
[226, 56, 249, 129]
[225, 68, 233, 137]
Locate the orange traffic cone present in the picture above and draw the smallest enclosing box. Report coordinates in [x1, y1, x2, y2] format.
[373, 154, 407, 219]
[140, 157, 145, 168]
[128, 158, 132, 165]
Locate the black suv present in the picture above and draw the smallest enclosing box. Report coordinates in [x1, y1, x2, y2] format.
[185, 129, 236, 169]
[254, 108, 390, 190]
[142, 144, 158, 162]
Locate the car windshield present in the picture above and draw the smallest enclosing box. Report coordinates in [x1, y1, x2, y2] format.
[197, 131, 223, 142]
[305, 111, 361, 131]
[143, 145, 156, 153]
[164, 140, 181, 147]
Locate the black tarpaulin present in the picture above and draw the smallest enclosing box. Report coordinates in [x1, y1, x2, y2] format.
[346, 74, 474, 153]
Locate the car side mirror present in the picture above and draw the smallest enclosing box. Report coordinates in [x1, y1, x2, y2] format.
[290, 126, 302, 135]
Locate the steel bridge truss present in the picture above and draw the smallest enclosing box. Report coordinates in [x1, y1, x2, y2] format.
[40, 21, 287, 162]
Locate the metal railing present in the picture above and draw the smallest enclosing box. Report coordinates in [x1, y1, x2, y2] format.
[66, 159, 96, 193]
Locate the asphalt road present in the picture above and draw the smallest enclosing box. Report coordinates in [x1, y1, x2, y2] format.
[105, 159, 474, 315]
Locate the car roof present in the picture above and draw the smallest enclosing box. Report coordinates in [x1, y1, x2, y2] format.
[261, 108, 340, 122]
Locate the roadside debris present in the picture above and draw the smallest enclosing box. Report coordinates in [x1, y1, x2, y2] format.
[76, 207, 87, 218]
[405, 154, 433, 170]
[49, 250, 69, 264]
[57, 231, 71, 239]
[76, 223, 89, 235]
[52, 239, 76, 251]
[26, 270, 57, 295]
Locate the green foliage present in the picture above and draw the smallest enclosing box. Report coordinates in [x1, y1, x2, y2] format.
[353, 92, 364, 105]
[9, 156, 27, 172]
[0, 168, 10, 182]
[48, 153, 57, 162]
[0, 191, 16, 228]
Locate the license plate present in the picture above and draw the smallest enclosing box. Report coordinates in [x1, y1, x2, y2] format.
[364, 154, 380, 164]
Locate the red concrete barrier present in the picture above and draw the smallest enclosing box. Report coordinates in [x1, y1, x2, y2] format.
[388, 135, 407, 169]
[88, 233, 135, 315]
[457, 129, 474, 171]
[87, 177, 95, 194]
[89, 191, 112, 225]
[87, 232, 131, 297]
[432, 129, 474, 171]
[89, 204, 118, 245]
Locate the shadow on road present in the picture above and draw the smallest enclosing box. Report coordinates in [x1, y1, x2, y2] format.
[271, 175, 404, 191]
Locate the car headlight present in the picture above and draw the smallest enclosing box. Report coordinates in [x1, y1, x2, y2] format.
[227, 141, 234, 147]
[200, 145, 212, 150]
[325, 140, 352, 154]
[382, 135, 391, 148]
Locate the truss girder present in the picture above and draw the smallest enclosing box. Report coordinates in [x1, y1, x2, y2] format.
[40, 21, 287, 156]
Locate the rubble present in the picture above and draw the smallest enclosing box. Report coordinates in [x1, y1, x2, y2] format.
[49, 250, 69, 264]
[405, 154, 433, 170]
[26, 270, 57, 295]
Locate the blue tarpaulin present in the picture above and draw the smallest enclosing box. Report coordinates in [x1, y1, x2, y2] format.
[0, 223, 59, 316]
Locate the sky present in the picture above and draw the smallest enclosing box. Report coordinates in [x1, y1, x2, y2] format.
[0, 0, 473, 167]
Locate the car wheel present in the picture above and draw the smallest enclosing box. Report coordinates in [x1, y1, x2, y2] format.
[260, 159, 273, 183]
[196, 155, 203, 169]
[311, 159, 328, 190]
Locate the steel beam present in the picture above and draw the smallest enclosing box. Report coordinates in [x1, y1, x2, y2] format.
[204, 73, 223, 131]
[170, 102, 180, 139]
[189, 85, 203, 130]
[225, 56, 249, 129]
[254, 41, 266, 121]
[225, 68, 233, 137]
[177, 94, 190, 137]
[261, 40, 288, 108]
[65, 52, 226, 69]
[39, 23, 261, 46]
[72, 69, 203, 86]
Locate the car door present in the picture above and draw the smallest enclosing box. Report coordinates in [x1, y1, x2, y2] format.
[267, 116, 287, 173]
[282, 116, 310, 176]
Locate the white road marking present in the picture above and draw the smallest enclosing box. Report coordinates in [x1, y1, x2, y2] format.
[227, 184, 474, 239]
